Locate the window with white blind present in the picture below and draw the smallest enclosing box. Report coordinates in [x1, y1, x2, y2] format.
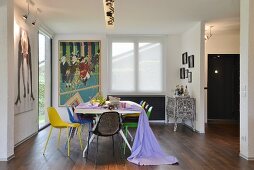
[108, 36, 165, 94]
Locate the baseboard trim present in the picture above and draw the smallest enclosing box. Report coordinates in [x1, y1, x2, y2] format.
[239, 153, 254, 160]
[0, 154, 15, 161]
[14, 132, 38, 148]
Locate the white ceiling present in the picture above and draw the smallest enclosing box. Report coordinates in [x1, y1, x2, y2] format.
[15, 0, 240, 35]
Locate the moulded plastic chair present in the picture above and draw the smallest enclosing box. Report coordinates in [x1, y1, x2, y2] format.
[86, 111, 121, 162]
[43, 107, 83, 157]
[122, 106, 153, 129]
[67, 106, 93, 131]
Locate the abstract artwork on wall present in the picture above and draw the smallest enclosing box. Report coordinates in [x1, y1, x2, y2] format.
[14, 27, 35, 114]
[58, 41, 101, 106]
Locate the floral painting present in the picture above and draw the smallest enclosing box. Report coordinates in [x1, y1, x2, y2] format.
[58, 41, 100, 106]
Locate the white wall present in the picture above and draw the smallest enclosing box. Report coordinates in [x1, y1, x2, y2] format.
[205, 31, 240, 54]
[13, 6, 39, 145]
[240, 0, 254, 160]
[165, 35, 182, 122]
[52, 34, 107, 120]
[0, 0, 14, 160]
[204, 30, 240, 122]
[181, 22, 205, 133]
[166, 35, 182, 96]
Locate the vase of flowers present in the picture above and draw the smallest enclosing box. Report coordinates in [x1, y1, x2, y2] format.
[175, 85, 184, 96]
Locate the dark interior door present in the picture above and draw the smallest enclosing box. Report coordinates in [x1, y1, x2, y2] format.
[208, 54, 239, 120]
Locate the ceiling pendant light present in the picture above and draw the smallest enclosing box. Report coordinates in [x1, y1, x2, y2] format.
[205, 26, 214, 40]
[103, 0, 115, 28]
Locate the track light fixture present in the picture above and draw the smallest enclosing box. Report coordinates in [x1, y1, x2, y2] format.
[31, 8, 39, 27]
[103, 0, 115, 27]
[32, 20, 36, 26]
[23, 1, 30, 21]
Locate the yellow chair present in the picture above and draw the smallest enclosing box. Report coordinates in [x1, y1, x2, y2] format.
[43, 107, 83, 157]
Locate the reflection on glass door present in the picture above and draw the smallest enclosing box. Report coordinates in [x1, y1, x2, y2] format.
[39, 33, 46, 128]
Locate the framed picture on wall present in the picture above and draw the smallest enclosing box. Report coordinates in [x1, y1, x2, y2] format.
[188, 71, 192, 83]
[14, 27, 35, 114]
[58, 40, 101, 106]
[182, 52, 188, 64]
[180, 68, 185, 79]
[185, 69, 189, 78]
[188, 55, 194, 68]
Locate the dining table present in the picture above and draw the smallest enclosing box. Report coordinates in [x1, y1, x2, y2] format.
[75, 100, 178, 165]
[75, 101, 141, 158]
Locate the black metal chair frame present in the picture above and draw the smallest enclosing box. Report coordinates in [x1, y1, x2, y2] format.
[86, 111, 122, 162]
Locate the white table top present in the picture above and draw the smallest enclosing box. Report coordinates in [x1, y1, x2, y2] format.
[74, 101, 141, 115]
[75, 108, 140, 114]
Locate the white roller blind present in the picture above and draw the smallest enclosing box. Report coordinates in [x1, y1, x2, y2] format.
[109, 36, 165, 94]
[111, 42, 135, 92]
[138, 42, 162, 92]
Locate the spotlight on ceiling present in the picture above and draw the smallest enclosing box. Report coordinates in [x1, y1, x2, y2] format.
[23, 1, 30, 21]
[32, 8, 39, 27]
[22, 14, 28, 20]
[32, 20, 36, 26]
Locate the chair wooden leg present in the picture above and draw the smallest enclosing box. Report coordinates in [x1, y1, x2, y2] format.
[65, 127, 73, 149]
[57, 128, 62, 149]
[86, 131, 91, 161]
[78, 126, 83, 150]
[112, 135, 115, 157]
[67, 127, 70, 157]
[43, 126, 53, 155]
[95, 136, 99, 164]
[96, 136, 99, 153]
[123, 126, 128, 154]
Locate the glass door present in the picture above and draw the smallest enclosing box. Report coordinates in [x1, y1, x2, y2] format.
[38, 33, 51, 129]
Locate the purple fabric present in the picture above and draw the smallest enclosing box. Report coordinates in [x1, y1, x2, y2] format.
[76, 102, 100, 109]
[126, 104, 178, 165]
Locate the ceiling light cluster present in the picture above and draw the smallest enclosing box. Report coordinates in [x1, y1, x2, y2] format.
[205, 26, 214, 40]
[22, 0, 40, 27]
[103, 0, 115, 27]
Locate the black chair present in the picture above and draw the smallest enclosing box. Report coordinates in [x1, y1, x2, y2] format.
[86, 111, 121, 162]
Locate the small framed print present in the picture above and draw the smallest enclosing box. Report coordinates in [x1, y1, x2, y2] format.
[185, 69, 189, 78]
[188, 71, 192, 83]
[188, 55, 194, 68]
[182, 52, 188, 64]
[180, 68, 185, 79]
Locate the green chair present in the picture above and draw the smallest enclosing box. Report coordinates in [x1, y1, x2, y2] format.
[122, 106, 153, 153]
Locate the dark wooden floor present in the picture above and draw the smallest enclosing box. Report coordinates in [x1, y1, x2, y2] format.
[1, 123, 254, 170]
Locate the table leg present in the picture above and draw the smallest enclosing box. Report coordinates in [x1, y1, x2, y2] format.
[119, 130, 132, 151]
[82, 134, 95, 157]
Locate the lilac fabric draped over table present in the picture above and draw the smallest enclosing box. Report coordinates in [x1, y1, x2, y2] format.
[76, 101, 178, 166]
[123, 103, 178, 165]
